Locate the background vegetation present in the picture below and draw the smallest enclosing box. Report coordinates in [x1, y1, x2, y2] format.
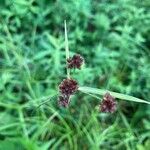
[0, 0, 150, 149]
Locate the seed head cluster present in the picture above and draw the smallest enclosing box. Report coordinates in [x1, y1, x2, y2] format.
[58, 78, 78, 107]
[58, 95, 70, 107]
[100, 92, 117, 113]
[59, 78, 78, 96]
[58, 51, 117, 113]
[67, 54, 84, 69]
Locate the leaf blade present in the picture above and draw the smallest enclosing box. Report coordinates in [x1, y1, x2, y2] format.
[79, 86, 150, 104]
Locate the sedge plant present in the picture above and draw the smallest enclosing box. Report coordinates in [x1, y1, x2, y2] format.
[37, 20, 150, 114]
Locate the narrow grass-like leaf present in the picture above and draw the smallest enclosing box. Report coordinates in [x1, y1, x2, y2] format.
[79, 86, 150, 104]
[64, 20, 70, 79]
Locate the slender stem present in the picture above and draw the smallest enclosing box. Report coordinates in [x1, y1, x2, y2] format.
[64, 20, 70, 79]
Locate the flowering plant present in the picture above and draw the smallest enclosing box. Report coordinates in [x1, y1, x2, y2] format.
[38, 21, 150, 114]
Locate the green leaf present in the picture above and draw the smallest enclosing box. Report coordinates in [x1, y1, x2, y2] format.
[79, 87, 150, 104]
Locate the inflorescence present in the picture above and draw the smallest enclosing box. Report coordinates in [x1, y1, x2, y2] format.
[58, 95, 70, 108]
[59, 78, 78, 96]
[67, 54, 84, 69]
[58, 54, 83, 107]
[58, 78, 78, 107]
[58, 51, 117, 113]
[100, 92, 117, 113]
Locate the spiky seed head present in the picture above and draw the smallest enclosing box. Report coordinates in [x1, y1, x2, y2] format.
[67, 54, 84, 69]
[58, 95, 70, 107]
[100, 92, 117, 113]
[59, 78, 78, 96]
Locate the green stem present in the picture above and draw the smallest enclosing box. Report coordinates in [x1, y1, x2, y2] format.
[64, 20, 70, 79]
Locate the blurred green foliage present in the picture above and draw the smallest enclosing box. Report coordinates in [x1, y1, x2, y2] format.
[0, 0, 150, 149]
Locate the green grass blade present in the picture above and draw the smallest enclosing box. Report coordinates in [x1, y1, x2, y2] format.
[79, 86, 150, 104]
[64, 20, 70, 79]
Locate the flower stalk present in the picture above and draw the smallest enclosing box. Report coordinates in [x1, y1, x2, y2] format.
[64, 20, 70, 79]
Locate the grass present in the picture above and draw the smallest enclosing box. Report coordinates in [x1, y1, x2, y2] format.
[0, 0, 150, 149]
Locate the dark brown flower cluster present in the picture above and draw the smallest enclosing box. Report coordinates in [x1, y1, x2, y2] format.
[58, 95, 70, 107]
[59, 78, 78, 96]
[100, 92, 117, 113]
[58, 78, 78, 107]
[67, 54, 84, 69]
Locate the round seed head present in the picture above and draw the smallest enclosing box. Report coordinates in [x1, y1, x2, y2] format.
[58, 95, 70, 107]
[100, 92, 117, 113]
[59, 78, 78, 96]
[67, 54, 84, 69]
